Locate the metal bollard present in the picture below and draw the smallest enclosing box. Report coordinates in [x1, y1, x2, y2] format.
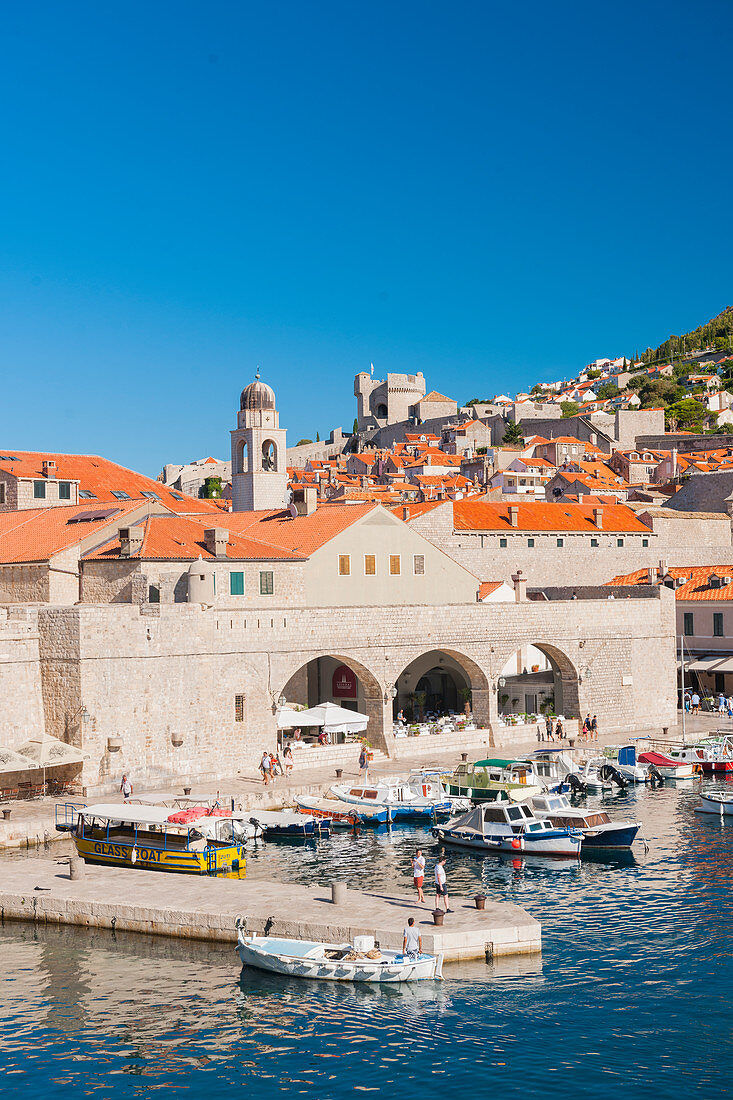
[69, 857, 85, 880]
[331, 881, 348, 905]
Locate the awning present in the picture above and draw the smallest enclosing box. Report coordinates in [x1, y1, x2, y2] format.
[291, 701, 369, 735]
[685, 655, 733, 673]
[275, 707, 309, 729]
[0, 747, 39, 775]
[14, 733, 86, 767]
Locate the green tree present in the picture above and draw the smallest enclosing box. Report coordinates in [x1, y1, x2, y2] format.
[501, 420, 524, 445]
[316, 431, 320, 442]
[665, 398, 706, 431]
[561, 401, 579, 418]
[296, 438, 313, 446]
[595, 381, 619, 400]
[586, 369, 601, 379]
[202, 476, 222, 499]
[352, 418, 358, 435]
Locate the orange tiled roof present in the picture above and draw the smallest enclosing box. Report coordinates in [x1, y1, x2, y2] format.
[607, 565, 733, 601]
[84, 513, 304, 562]
[390, 501, 445, 520]
[452, 500, 650, 533]
[0, 501, 147, 563]
[0, 451, 218, 513]
[478, 580, 506, 599]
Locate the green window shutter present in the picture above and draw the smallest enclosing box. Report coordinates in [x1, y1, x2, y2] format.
[230, 571, 244, 596]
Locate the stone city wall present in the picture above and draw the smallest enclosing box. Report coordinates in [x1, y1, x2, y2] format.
[0, 608, 46, 747]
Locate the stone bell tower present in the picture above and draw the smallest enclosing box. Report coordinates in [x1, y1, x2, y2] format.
[231, 372, 288, 512]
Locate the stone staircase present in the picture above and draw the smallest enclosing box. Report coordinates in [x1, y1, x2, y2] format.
[392, 726, 494, 761]
[285, 743, 389, 773]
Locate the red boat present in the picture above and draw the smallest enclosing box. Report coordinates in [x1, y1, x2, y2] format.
[638, 751, 698, 779]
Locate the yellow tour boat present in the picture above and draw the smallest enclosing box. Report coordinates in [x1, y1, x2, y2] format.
[69, 803, 246, 877]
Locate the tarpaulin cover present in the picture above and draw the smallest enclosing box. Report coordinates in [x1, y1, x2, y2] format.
[638, 752, 678, 767]
[167, 807, 233, 824]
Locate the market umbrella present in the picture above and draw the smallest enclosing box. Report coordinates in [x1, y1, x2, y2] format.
[275, 707, 309, 729]
[0, 746, 39, 774]
[15, 732, 86, 767]
[294, 701, 369, 735]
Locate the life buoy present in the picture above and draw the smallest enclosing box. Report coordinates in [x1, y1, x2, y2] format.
[130, 847, 137, 864]
[511, 837, 522, 850]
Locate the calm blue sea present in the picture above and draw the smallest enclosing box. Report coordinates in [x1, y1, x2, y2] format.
[2, 780, 733, 1100]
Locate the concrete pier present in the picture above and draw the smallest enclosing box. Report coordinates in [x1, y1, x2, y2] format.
[0, 858, 541, 962]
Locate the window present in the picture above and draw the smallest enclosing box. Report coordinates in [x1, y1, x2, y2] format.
[111, 490, 131, 500]
[527, 538, 535, 548]
[170, 491, 184, 500]
[79, 489, 97, 499]
[715, 672, 726, 694]
[148, 585, 160, 603]
[338, 555, 351, 576]
[235, 694, 245, 722]
[59, 482, 71, 500]
[230, 571, 245, 596]
[714, 612, 724, 637]
[413, 554, 425, 575]
[557, 538, 564, 548]
[499, 537, 507, 548]
[259, 571, 274, 595]
[684, 612, 694, 636]
[591, 538, 599, 547]
[0, 483, 5, 505]
[141, 491, 160, 500]
[33, 480, 46, 499]
[616, 538, 624, 548]
[389, 555, 401, 575]
[364, 554, 376, 576]
[642, 538, 649, 547]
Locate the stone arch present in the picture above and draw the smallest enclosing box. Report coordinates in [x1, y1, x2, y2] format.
[262, 438, 278, 472]
[394, 647, 492, 726]
[497, 640, 579, 721]
[237, 439, 249, 475]
[375, 402, 388, 420]
[277, 651, 389, 753]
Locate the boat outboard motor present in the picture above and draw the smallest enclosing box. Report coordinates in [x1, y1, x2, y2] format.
[565, 772, 587, 795]
[598, 763, 629, 789]
[648, 764, 664, 787]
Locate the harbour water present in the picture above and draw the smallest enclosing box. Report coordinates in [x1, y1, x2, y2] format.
[2, 779, 733, 1099]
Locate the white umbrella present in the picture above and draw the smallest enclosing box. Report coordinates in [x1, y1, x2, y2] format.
[294, 701, 369, 735]
[0, 746, 39, 774]
[15, 732, 86, 767]
[275, 707, 308, 729]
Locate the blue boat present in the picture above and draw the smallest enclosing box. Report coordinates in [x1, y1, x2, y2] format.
[530, 793, 641, 852]
[247, 809, 331, 839]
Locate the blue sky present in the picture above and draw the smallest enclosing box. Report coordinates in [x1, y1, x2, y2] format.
[1, 0, 731, 474]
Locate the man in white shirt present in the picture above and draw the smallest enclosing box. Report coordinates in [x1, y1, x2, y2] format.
[120, 774, 133, 801]
[412, 848, 426, 903]
[402, 916, 422, 959]
[434, 856, 449, 913]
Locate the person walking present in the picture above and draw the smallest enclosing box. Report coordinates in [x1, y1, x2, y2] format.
[120, 774, 133, 801]
[283, 743, 294, 775]
[691, 692, 700, 715]
[545, 715, 554, 742]
[260, 751, 272, 786]
[358, 743, 369, 781]
[402, 916, 422, 959]
[434, 856, 450, 913]
[590, 715, 598, 741]
[582, 715, 590, 742]
[683, 691, 691, 713]
[555, 718, 564, 741]
[412, 848, 426, 903]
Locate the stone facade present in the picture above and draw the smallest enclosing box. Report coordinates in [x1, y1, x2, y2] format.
[0, 585, 676, 795]
[354, 371, 426, 431]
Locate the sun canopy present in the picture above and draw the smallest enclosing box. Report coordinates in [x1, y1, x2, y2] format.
[276, 707, 309, 729]
[291, 701, 369, 734]
[82, 804, 182, 826]
[15, 732, 86, 767]
[0, 746, 39, 775]
[685, 655, 733, 673]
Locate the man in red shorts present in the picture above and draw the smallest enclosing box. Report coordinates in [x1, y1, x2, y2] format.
[412, 847, 426, 903]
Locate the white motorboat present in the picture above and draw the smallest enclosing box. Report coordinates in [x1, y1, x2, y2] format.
[237, 931, 443, 982]
[638, 752, 697, 780]
[530, 793, 642, 852]
[577, 755, 629, 792]
[432, 801, 583, 858]
[697, 792, 733, 816]
[329, 775, 453, 821]
[604, 745, 655, 784]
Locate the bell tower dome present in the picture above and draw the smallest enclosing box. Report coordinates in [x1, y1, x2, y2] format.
[231, 371, 288, 511]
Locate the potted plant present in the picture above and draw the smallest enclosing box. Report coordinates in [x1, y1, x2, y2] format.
[458, 686, 472, 716]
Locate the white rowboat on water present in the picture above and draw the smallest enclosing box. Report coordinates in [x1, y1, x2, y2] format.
[236, 932, 443, 982]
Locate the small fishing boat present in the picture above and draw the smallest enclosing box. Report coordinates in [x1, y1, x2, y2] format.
[577, 755, 629, 792]
[236, 931, 443, 982]
[530, 793, 642, 851]
[329, 776, 453, 822]
[432, 801, 582, 858]
[638, 751, 697, 780]
[69, 803, 246, 876]
[697, 792, 733, 816]
[445, 759, 544, 803]
[247, 809, 331, 838]
[668, 738, 733, 774]
[293, 795, 390, 827]
[604, 746, 655, 784]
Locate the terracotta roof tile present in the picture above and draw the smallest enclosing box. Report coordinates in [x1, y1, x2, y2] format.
[452, 500, 650, 533]
[608, 565, 733, 600]
[0, 501, 147, 563]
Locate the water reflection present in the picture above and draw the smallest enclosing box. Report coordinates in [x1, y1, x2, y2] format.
[2, 780, 733, 1099]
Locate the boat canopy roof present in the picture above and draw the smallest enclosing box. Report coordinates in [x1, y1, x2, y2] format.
[473, 758, 529, 768]
[81, 803, 181, 826]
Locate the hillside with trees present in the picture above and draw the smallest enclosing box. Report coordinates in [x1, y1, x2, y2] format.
[639, 306, 733, 365]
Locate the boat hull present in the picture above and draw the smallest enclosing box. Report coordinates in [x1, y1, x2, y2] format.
[433, 826, 581, 859]
[237, 936, 442, 982]
[580, 823, 640, 851]
[699, 794, 733, 815]
[74, 834, 246, 876]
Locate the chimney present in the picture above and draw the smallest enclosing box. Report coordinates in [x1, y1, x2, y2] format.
[647, 566, 658, 585]
[508, 505, 519, 527]
[204, 527, 229, 558]
[658, 558, 668, 577]
[577, 493, 584, 505]
[593, 507, 603, 529]
[401, 505, 410, 521]
[119, 525, 144, 558]
[42, 459, 57, 479]
[293, 485, 317, 515]
[511, 569, 527, 602]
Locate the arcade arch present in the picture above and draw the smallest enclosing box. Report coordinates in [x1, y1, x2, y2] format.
[497, 642, 579, 721]
[394, 648, 491, 725]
